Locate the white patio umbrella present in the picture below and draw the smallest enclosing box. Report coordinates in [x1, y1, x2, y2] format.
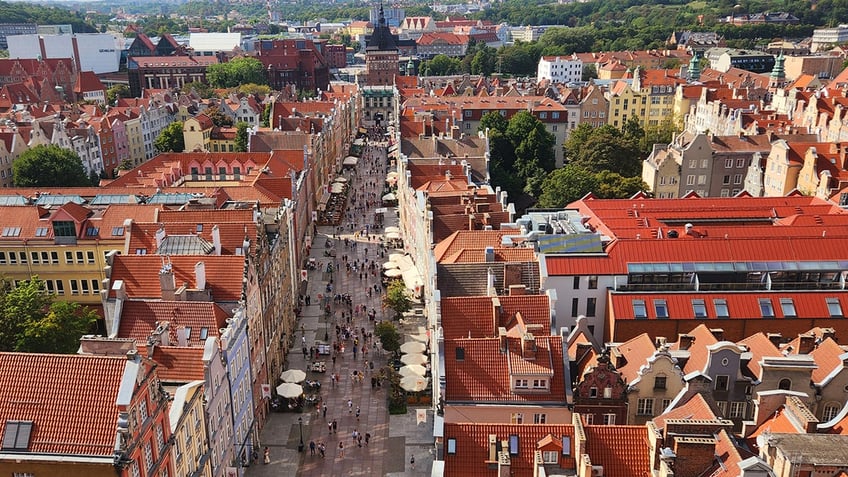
[400, 375, 429, 392]
[409, 333, 429, 343]
[399, 364, 427, 377]
[333, 176, 348, 183]
[276, 382, 303, 398]
[383, 261, 400, 269]
[384, 226, 400, 234]
[382, 192, 397, 201]
[387, 171, 399, 178]
[343, 156, 359, 166]
[388, 253, 404, 262]
[384, 268, 403, 278]
[400, 353, 428, 365]
[400, 341, 426, 354]
[385, 231, 401, 240]
[280, 369, 306, 383]
[330, 183, 346, 194]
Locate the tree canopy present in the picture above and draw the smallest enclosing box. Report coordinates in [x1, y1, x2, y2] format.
[0, 277, 98, 354]
[207, 57, 268, 89]
[383, 279, 412, 320]
[374, 321, 401, 355]
[235, 122, 249, 152]
[154, 121, 185, 153]
[13, 145, 90, 187]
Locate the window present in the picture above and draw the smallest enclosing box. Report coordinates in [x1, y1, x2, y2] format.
[112, 226, 125, 236]
[583, 414, 594, 425]
[35, 226, 49, 237]
[759, 298, 774, 317]
[53, 221, 75, 237]
[779, 298, 796, 317]
[542, 450, 558, 463]
[661, 399, 671, 411]
[65, 251, 73, 263]
[730, 401, 746, 418]
[633, 299, 647, 318]
[692, 299, 707, 318]
[0, 252, 5, 264]
[139, 399, 148, 422]
[778, 378, 791, 390]
[637, 398, 654, 415]
[515, 379, 528, 389]
[722, 175, 731, 185]
[654, 376, 667, 390]
[447, 438, 457, 454]
[76, 251, 84, 263]
[533, 379, 548, 389]
[826, 298, 843, 317]
[155, 424, 165, 451]
[689, 160, 697, 169]
[87, 251, 95, 264]
[144, 441, 154, 471]
[509, 435, 518, 455]
[92, 280, 100, 293]
[81, 280, 89, 294]
[602, 414, 616, 425]
[130, 462, 141, 477]
[534, 413, 546, 424]
[589, 387, 598, 398]
[588, 275, 598, 289]
[510, 412, 523, 424]
[715, 375, 729, 391]
[85, 227, 99, 236]
[725, 159, 733, 168]
[70, 280, 79, 295]
[823, 404, 840, 422]
[30, 252, 38, 264]
[737, 158, 745, 168]
[2, 226, 21, 237]
[18, 252, 26, 264]
[603, 387, 612, 398]
[716, 401, 727, 415]
[571, 297, 579, 317]
[2, 420, 33, 450]
[40, 251, 48, 264]
[573, 276, 580, 289]
[586, 298, 596, 317]
[55, 280, 64, 295]
[734, 174, 742, 184]
[654, 299, 668, 318]
[714, 299, 729, 318]
[687, 175, 695, 185]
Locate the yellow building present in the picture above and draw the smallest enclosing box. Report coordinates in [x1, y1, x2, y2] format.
[170, 380, 212, 477]
[0, 201, 157, 304]
[606, 79, 643, 128]
[123, 114, 146, 166]
[183, 114, 237, 153]
[763, 140, 809, 197]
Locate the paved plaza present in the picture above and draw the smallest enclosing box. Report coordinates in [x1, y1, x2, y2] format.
[246, 138, 435, 477]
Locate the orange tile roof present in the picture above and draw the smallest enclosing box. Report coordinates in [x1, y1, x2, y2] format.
[583, 425, 652, 477]
[434, 230, 515, 262]
[747, 407, 803, 448]
[0, 352, 126, 456]
[109, 255, 245, 302]
[668, 324, 719, 375]
[441, 295, 551, 340]
[136, 344, 206, 383]
[708, 429, 756, 477]
[614, 333, 657, 384]
[128, 221, 256, 255]
[440, 248, 536, 264]
[653, 392, 718, 430]
[444, 336, 566, 403]
[443, 422, 576, 477]
[810, 337, 845, 384]
[118, 300, 228, 346]
[738, 332, 781, 379]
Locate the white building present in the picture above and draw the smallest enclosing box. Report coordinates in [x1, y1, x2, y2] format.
[811, 24, 848, 52]
[537, 55, 583, 84]
[7, 33, 122, 74]
[189, 32, 242, 55]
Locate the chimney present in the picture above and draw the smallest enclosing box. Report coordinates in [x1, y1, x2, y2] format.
[78, 336, 136, 356]
[195, 261, 206, 290]
[820, 328, 836, 342]
[710, 328, 724, 341]
[159, 263, 176, 301]
[485, 246, 495, 262]
[678, 333, 695, 350]
[785, 395, 819, 433]
[672, 437, 717, 477]
[498, 327, 508, 353]
[176, 326, 188, 347]
[497, 450, 511, 477]
[767, 333, 782, 348]
[211, 225, 222, 255]
[487, 269, 497, 296]
[242, 237, 251, 255]
[488, 434, 498, 462]
[491, 296, 502, 330]
[521, 333, 536, 360]
[155, 225, 166, 249]
[797, 333, 816, 354]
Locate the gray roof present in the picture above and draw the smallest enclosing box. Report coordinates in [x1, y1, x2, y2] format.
[766, 433, 848, 465]
[158, 235, 215, 255]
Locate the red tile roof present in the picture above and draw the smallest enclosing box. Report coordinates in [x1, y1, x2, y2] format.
[443, 422, 576, 477]
[0, 352, 126, 456]
[441, 295, 551, 340]
[444, 336, 566, 403]
[614, 333, 657, 384]
[109, 255, 245, 302]
[668, 324, 719, 375]
[117, 300, 228, 346]
[434, 230, 516, 262]
[738, 332, 781, 379]
[136, 344, 206, 383]
[583, 425, 652, 477]
[747, 407, 803, 449]
[707, 429, 757, 477]
[810, 337, 845, 384]
[653, 392, 718, 430]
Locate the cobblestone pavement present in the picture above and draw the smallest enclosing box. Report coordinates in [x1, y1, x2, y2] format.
[247, 137, 435, 477]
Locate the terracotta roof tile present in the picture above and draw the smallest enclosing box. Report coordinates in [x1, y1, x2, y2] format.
[614, 333, 657, 384]
[434, 230, 516, 262]
[653, 392, 718, 431]
[583, 425, 652, 477]
[738, 332, 781, 379]
[118, 300, 228, 346]
[707, 429, 755, 477]
[810, 337, 845, 384]
[441, 295, 551, 340]
[136, 344, 206, 383]
[109, 255, 245, 302]
[668, 324, 719, 375]
[0, 352, 126, 456]
[443, 422, 576, 477]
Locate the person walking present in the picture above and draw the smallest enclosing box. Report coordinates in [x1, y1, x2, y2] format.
[263, 447, 270, 464]
[338, 441, 345, 459]
[332, 419, 338, 434]
[410, 455, 415, 469]
[309, 440, 316, 456]
[365, 432, 371, 446]
[356, 407, 361, 421]
[348, 399, 353, 413]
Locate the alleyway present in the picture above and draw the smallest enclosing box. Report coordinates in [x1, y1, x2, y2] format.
[246, 132, 435, 477]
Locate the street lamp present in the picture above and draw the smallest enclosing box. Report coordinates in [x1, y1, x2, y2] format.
[298, 417, 304, 452]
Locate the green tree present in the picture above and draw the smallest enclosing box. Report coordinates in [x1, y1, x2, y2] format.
[235, 121, 249, 152]
[207, 57, 268, 89]
[13, 145, 90, 187]
[237, 83, 271, 96]
[118, 159, 134, 171]
[374, 321, 401, 355]
[595, 170, 647, 199]
[422, 54, 462, 76]
[537, 164, 599, 208]
[182, 81, 215, 99]
[154, 121, 185, 153]
[471, 47, 497, 76]
[205, 106, 234, 127]
[582, 64, 598, 81]
[261, 103, 272, 128]
[567, 124, 642, 177]
[0, 278, 97, 353]
[106, 84, 131, 104]
[383, 279, 412, 320]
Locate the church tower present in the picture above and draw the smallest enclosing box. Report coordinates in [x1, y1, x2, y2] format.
[365, 3, 399, 86]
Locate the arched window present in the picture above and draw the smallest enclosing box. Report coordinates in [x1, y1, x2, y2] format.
[778, 378, 791, 390]
[823, 403, 841, 422]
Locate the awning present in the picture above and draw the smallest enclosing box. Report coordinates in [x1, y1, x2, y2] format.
[333, 176, 348, 183]
[375, 207, 388, 214]
[384, 268, 403, 278]
[330, 183, 346, 194]
[343, 156, 359, 166]
[385, 231, 401, 240]
[382, 193, 397, 201]
[354, 138, 365, 146]
[388, 144, 398, 153]
[385, 226, 400, 234]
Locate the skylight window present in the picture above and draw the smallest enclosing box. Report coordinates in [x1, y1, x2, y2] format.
[779, 298, 796, 317]
[713, 299, 729, 318]
[654, 299, 668, 318]
[1, 420, 33, 450]
[633, 300, 647, 318]
[85, 227, 99, 236]
[112, 226, 125, 236]
[759, 298, 774, 317]
[34, 227, 49, 237]
[2, 226, 21, 237]
[692, 299, 707, 318]
[827, 298, 843, 317]
[455, 347, 465, 361]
